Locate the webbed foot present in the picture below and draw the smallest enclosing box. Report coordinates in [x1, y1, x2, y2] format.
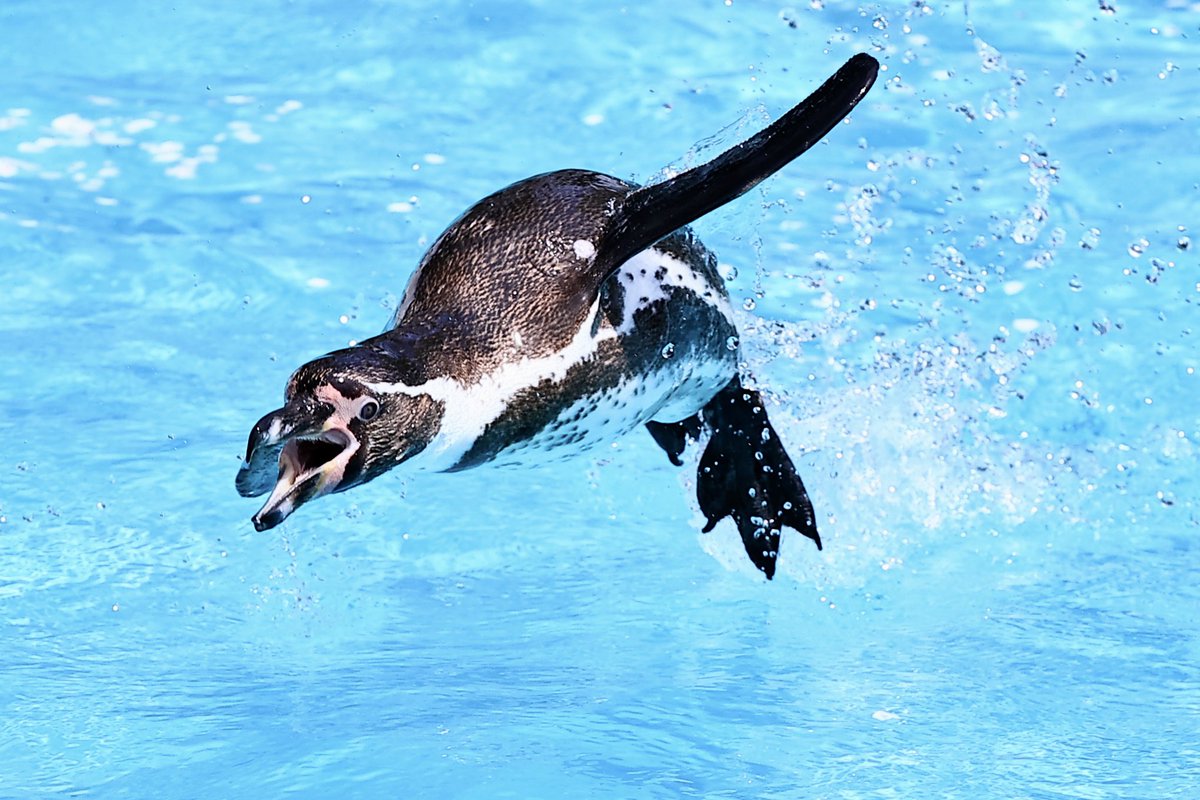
[695, 378, 820, 579]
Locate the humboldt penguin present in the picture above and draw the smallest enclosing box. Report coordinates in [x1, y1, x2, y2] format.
[237, 54, 878, 578]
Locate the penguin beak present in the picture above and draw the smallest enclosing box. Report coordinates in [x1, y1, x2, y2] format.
[236, 404, 360, 531]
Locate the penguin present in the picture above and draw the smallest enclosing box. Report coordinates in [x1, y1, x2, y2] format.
[237, 54, 878, 579]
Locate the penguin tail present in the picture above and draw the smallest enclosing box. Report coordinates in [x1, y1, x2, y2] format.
[694, 378, 820, 579]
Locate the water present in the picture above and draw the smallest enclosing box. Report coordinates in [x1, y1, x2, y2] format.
[1, 1, 1197, 797]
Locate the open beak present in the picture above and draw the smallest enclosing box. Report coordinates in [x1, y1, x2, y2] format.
[236, 404, 360, 531]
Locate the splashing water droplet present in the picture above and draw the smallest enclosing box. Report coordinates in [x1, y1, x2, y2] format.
[660, 343, 676, 360]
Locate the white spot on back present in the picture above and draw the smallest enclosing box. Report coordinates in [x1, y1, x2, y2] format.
[573, 239, 596, 260]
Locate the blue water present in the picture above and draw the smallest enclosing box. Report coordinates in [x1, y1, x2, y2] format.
[2, 1, 1197, 797]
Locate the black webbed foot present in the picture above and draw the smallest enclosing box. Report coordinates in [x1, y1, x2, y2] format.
[645, 416, 703, 466]
[695, 378, 820, 579]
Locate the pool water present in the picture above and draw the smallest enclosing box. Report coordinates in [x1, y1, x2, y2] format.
[2, 1, 1197, 797]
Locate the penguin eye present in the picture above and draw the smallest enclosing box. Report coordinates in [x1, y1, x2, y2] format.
[357, 398, 380, 422]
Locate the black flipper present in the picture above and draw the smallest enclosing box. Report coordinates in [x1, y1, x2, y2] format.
[646, 416, 703, 466]
[696, 378, 821, 580]
[596, 53, 879, 276]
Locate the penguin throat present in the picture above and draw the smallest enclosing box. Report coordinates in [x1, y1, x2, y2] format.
[288, 430, 351, 476]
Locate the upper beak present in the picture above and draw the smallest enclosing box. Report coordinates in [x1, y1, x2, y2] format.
[236, 403, 359, 531]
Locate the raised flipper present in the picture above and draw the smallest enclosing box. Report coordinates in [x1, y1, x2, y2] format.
[696, 378, 820, 579]
[646, 416, 703, 466]
[551, 54, 878, 338]
[595, 53, 879, 279]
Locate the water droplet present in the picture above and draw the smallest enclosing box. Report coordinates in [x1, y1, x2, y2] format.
[742, 297, 756, 311]
[725, 336, 740, 351]
[1178, 236, 1190, 251]
[660, 343, 676, 360]
[718, 263, 739, 282]
[1128, 238, 1148, 258]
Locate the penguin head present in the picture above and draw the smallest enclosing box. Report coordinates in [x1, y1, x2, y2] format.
[236, 348, 442, 531]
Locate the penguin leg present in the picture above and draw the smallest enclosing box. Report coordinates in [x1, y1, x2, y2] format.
[645, 416, 703, 466]
[696, 377, 821, 579]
